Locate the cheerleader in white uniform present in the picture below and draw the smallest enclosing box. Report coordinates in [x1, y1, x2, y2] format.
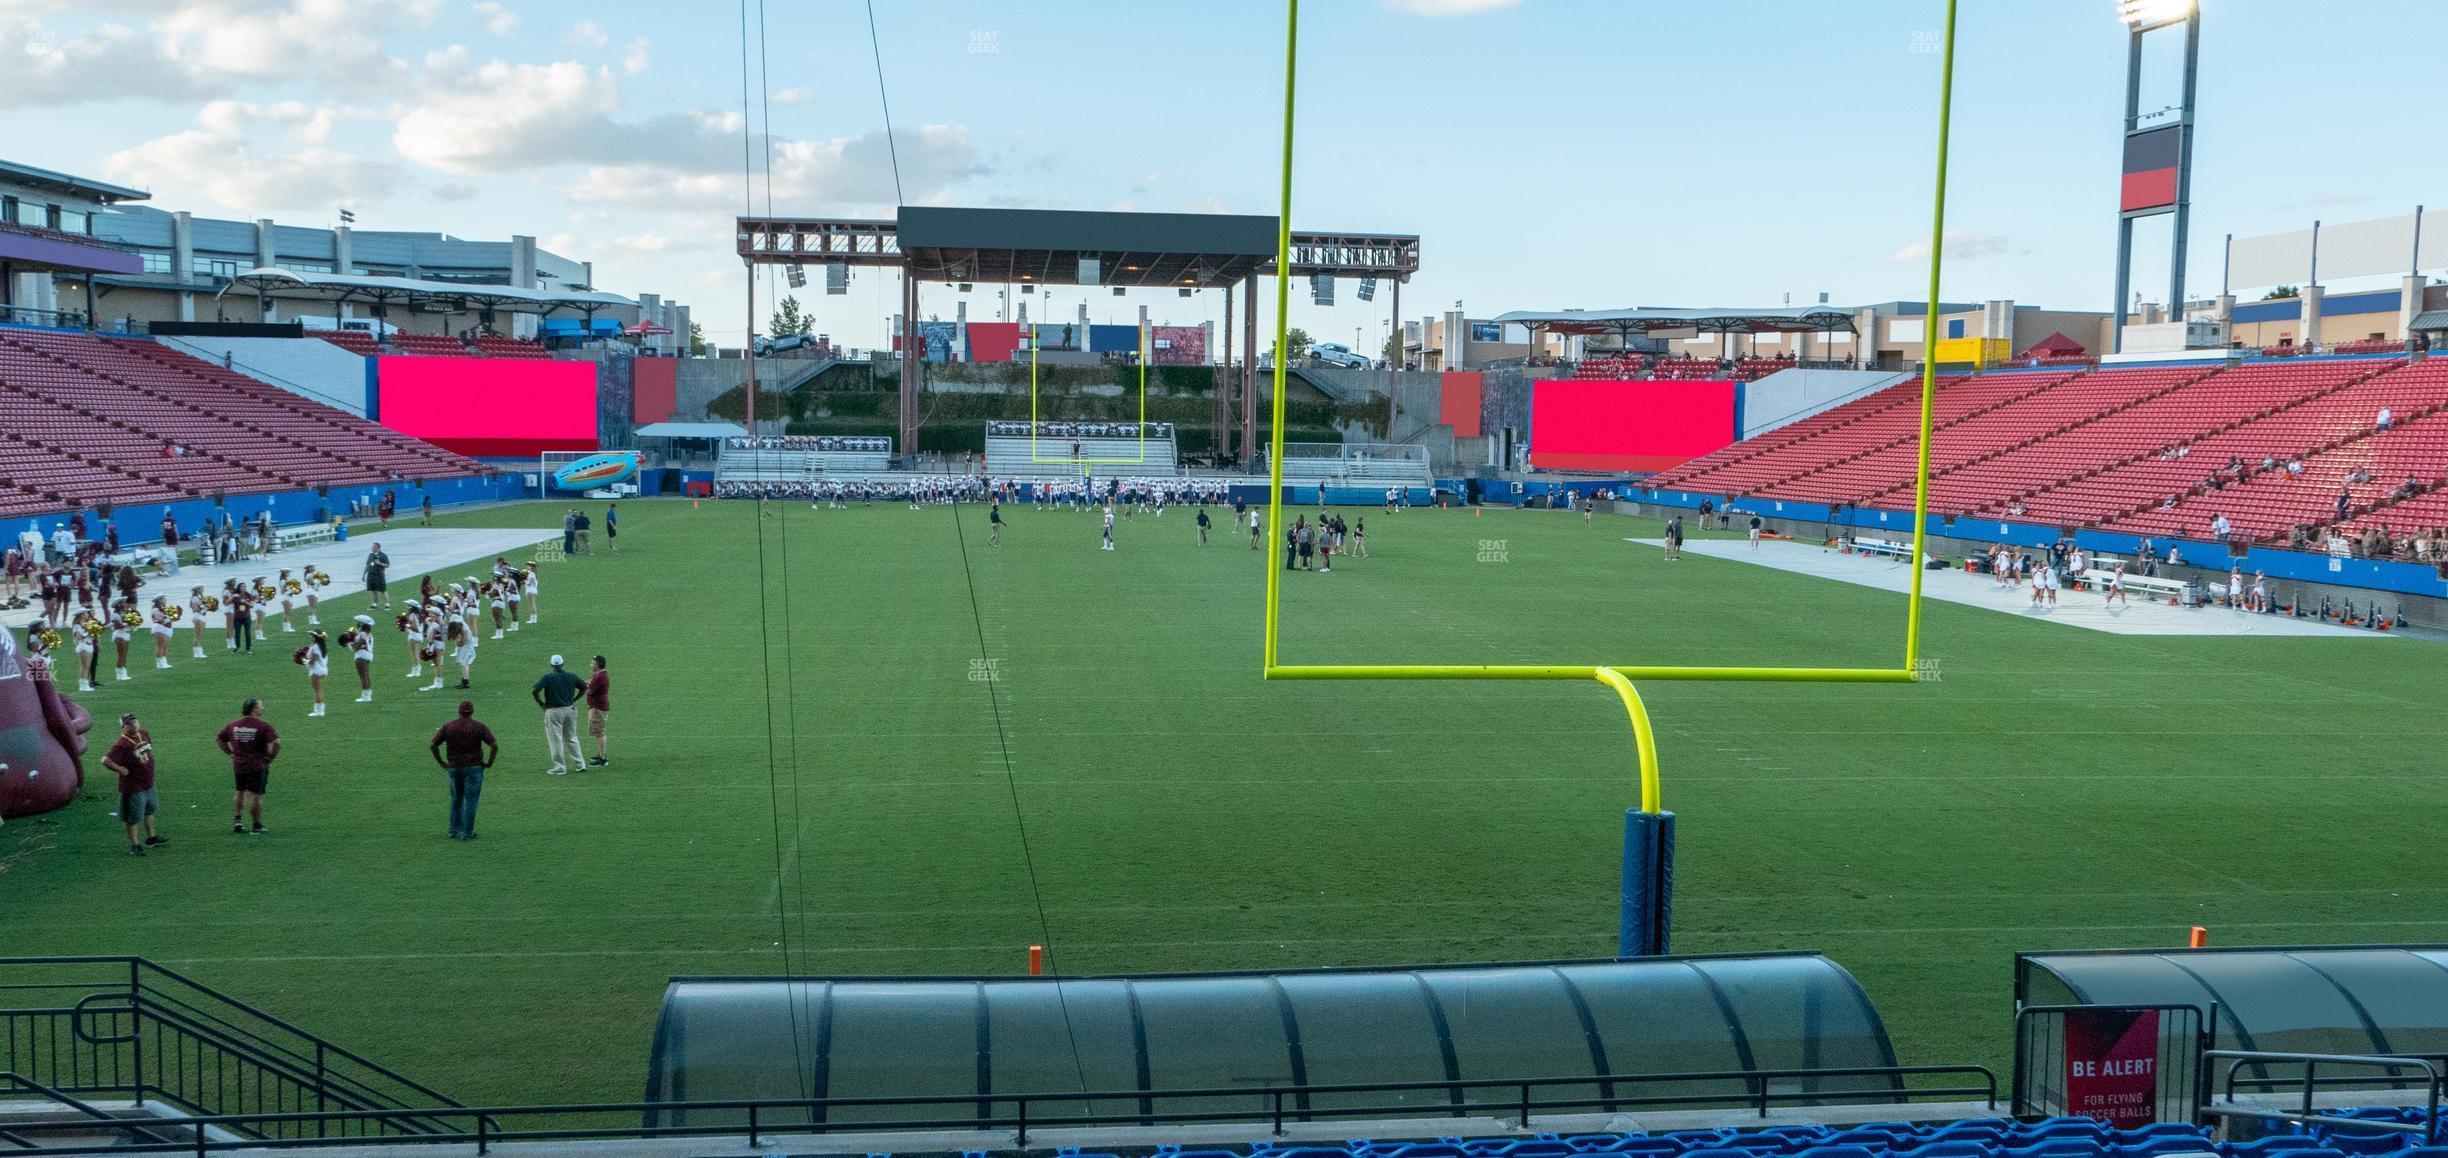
[109, 600, 136, 681]
[522, 563, 539, 624]
[277, 570, 299, 633]
[417, 618, 447, 692]
[400, 606, 427, 678]
[299, 630, 329, 716]
[72, 613, 100, 692]
[221, 580, 241, 650]
[447, 619, 475, 690]
[301, 564, 327, 625]
[460, 577, 483, 638]
[487, 579, 508, 640]
[148, 596, 176, 669]
[189, 586, 214, 659]
[345, 615, 375, 702]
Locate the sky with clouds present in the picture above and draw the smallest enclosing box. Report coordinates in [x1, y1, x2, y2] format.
[5, 0, 2440, 351]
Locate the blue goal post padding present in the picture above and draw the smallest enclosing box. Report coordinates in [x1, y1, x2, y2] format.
[1619, 809, 1676, 957]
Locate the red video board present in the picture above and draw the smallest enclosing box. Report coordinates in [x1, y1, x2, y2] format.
[1529, 379, 1734, 472]
[375, 356, 599, 457]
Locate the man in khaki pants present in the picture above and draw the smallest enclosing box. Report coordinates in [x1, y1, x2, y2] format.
[530, 654, 585, 775]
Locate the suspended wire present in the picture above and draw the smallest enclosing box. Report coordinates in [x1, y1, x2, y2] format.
[944, 499, 1091, 1097]
[740, 0, 813, 1102]
[862, 0, 906, 205]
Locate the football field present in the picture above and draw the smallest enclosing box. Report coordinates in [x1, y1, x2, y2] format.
[6, 497, 2441, 1106]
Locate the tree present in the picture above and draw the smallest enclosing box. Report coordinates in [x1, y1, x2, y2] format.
[687, 321, 706, 356]
[770, 295, 814, 338]
[2262, 285, 2299, 301]
[1381, 333, 1401, 363]
[1283, 327, 1313, 362]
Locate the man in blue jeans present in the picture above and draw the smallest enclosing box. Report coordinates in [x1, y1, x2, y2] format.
[429, 700, 498, 840]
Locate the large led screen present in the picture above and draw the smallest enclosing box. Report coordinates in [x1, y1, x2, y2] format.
[375, 356, 599, 457]
[1528, 378, 1735, 472]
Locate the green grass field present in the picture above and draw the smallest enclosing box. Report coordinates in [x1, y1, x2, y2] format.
[5, 497, 2441, 1107]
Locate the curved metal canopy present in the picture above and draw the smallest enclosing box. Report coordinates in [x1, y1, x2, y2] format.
[2019, 946, 2448, 1059]
[644, 953, 1900, 1130]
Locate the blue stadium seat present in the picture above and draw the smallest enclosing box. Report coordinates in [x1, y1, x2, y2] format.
[1894, 1142, 2001, 1158]
[1792, 1144, 1881, 1158]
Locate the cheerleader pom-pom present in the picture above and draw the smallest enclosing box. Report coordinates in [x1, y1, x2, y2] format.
[292, 647, 312, 666]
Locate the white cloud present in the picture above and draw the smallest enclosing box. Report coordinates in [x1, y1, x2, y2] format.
[1126, 169, 1161, 194]
[0, 0, 423, 108]
[1892, 229, 2012, 264]
[1383, 0, 1522, 14]
[772, 88, 815, 105]
[392, 53, 741, 175]
[470, 1, 516, 34]
[614, 232, 672, 252]
[567, 124, 981, 212]
[564, 18, 607, 47]
[102, 99, 403, 214]
[431, 182, 480, 201]
[621, 36, 649, 75]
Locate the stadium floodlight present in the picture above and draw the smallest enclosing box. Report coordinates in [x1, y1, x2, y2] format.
[2117, 0, 2193, 28]
[1357, 277, 1377, 302]
[1111, 286, 1125, 297]
[785, 264, 806, 289]
[1310, 274, 1333, 306]
[824, 261, 848, 295]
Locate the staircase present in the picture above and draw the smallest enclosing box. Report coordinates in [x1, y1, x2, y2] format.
[0, 957, 471, 1149]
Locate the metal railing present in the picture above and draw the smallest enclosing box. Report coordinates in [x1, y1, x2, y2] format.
[2204, 1050, 2442, 1145]
[2012, 1002, 2211, 1124]
[0, 958, 470, 1147]
[0, 1063, 1994, 1156]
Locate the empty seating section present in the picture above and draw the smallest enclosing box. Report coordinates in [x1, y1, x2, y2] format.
[389, 333, 478, 357]
[1668, 372, 2074, 502]
[316, 330, 383, 356]
[1997, 359, 2426, 529]
[1651, 380, 1943, 493]
[1649, 354, 2448, 544]
[471, 336, 552, 358]
[1875, 361, 2371, 514]
[319, 332, 553, 358]
[0, 327, 482, 516]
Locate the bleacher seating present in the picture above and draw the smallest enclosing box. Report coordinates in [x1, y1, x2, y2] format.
[716, 448, 895, 480]
[1649, 355, 2448, 545]
[389, 333, 476, 357]
[912, 1118, 2225, 1158]
[1652, 358, 1722, 380]
[0, 326, 482, 518]
[1877, 359, 2375, 516]
[984, 430, 1182, 479]
[471, 336, 552, 359]
[317, 330, 383, 357]
[1575, 354, 1650, 379]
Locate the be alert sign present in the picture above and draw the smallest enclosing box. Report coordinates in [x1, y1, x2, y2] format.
[2064, 1008, 2162, 1125]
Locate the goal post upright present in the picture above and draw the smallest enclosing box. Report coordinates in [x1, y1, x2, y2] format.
[1257, 0, 1958, 957]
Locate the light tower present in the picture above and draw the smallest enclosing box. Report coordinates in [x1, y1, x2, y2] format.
[2111, 0, 2201, 351]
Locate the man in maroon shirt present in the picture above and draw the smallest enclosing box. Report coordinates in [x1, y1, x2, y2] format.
[102, 713, 164, 856]
[215, 698, 280, 835]
[430, 700, 498, 840]
[584, 655, 611, 768]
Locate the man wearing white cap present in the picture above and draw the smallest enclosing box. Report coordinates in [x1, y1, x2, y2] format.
[530, 655, 586, 775]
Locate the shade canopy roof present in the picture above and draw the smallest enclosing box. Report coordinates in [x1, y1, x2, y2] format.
[634, 421, 748, 439]
[227, 269, 634, 315]
[644, 953, 1899, 1130]
[1495, 306, 1860, 336]
[2019, 945, 2448, 1061]
[738, 206, 1420, 289]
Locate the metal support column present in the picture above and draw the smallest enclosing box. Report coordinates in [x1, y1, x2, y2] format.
[1241, 275, 1259, 467]
[899, 272, 920, 464]
[1220, 288, 1235, 462]
[2167, 11, 2200, 317]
